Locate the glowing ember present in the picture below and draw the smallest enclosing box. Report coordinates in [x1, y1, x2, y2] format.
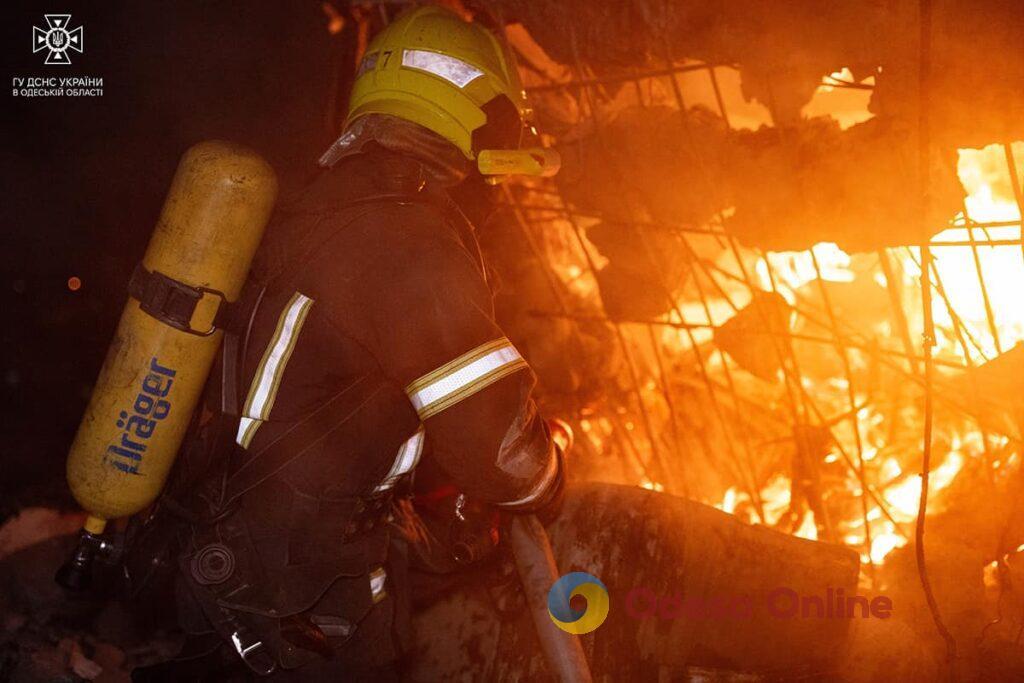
[321, 2, 345, 35]
[868, 526, 906, 565]
[716, 487, 740, 514]
[882, 452, 962, 521]
[794, 512, 818, 541]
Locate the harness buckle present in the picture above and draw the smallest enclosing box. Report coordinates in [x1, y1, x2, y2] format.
[128, 263, 227, 336]
[230, 630, 276, 676]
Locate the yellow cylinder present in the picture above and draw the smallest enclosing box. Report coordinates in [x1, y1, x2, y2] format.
[66, 141, 277, 534]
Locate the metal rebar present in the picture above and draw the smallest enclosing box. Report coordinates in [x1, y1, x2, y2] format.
[809, 247, 875, 573]
[914, 1, 959, 671]
[525, 61, 731, 93]
[1002, 142, 1024, 265]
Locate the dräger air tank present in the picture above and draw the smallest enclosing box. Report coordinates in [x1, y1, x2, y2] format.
[57, 141, 277, 590]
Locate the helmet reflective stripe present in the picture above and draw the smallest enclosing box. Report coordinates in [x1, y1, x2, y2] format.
[235, 292, 314, 448]
[405, 338, 528, 421]
[401, 49, 484, 88]
[374, 425, 425, 492]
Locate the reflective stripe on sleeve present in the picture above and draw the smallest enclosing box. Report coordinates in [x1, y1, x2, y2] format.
[405, 338, 528, 421]
[236, 417, 261, 449]
[369, 566, 387, 603]
[374, 425, 425, 493]
[235, 292, 315, 448]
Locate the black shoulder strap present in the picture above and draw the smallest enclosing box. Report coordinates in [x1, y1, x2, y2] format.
[218, 280, 267, 416]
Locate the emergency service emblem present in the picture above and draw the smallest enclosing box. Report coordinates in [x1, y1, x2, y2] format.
[32, 14, 83, 65]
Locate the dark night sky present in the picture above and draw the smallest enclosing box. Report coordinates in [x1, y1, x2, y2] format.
[1, 1, 347, 514]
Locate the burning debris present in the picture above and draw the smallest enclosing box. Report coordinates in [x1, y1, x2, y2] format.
[490, 0, 1024, 144]
[557, 105, 963, 252]
[481, 3, 1024, 678]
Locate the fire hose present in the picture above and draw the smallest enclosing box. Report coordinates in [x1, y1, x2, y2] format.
[507, 513, 594, 683]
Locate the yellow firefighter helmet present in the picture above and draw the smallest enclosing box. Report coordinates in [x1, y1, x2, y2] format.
[345, 6, 558, 178]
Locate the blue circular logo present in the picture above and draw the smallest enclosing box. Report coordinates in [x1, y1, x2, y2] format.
[547, 571, 610, 634]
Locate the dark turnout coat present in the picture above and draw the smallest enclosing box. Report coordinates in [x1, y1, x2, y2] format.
[159, 145, 559, 677]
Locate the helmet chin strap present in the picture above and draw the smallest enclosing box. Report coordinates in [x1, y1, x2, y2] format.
[317, 121, 364, 169]
[319, 114, 472, 186]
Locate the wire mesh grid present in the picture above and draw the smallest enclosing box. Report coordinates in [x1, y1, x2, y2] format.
[498, 37, 1024, 597]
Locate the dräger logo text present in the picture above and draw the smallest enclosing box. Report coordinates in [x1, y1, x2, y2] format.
[105, 358, 176, 475]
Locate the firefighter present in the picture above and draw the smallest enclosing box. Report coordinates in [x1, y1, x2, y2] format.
[130, 6, 564, 681]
